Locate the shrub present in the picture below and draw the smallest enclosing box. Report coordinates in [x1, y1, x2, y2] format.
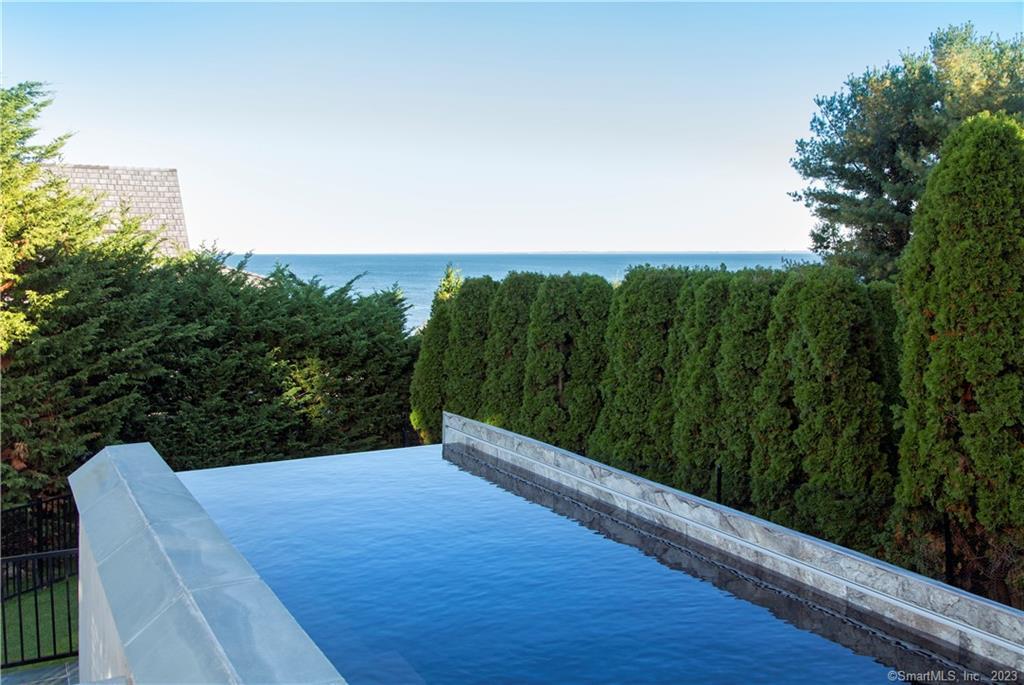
[893, 113, 1024, 605]
[672, 271, 732, 497]
[788, 266, 893, 551]
[750, 269, 805, 526]
[713, 268, 785, 509]
[409, 265, 462, 443]
[520, 274, 612, 453]
[444, 276, 498, 420]
[481, 272, 545, 430]
[589, 266, 688, 481]
[1, 83, 167, 501]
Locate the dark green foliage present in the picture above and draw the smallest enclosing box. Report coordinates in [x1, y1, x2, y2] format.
[787, 267, 893, 551]
[481, 272, 545, 430]
[714, 269, 785, 509]
[751, 266, 895, 552]
[792, 24, 1024, 280]
[2, 229, 168, 501]
[444, 276, 498, 420]
[893, 113, 1024, 606]
[589, 266, 688, 481]
[1, 82, 418, 497]
[520, 274, 612, 453]
[672, 271, 732, 497]
[409, 265, 462, 443]
[142, 254, 416, 470]
[750, 271, 806, 526]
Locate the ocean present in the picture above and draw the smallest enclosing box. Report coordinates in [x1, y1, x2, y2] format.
[235, 253, 817, 329]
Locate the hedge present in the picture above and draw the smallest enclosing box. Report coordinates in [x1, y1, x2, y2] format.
[713, 268, 785, 509]
[409, 265, 462, 443]
[672, 270, 732, 498]
[893, 113, 1024, 605]
[481, 272, 546, 430]
[589, 266, 690, 481]
[520, 274, 612, 453]
[444, 276, 498, 420]
[787, 266, 893, 551]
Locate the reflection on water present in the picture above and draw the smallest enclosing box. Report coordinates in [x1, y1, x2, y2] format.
[443, 444, 989, 683]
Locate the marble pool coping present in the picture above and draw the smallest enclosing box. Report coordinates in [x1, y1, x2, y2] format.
[442, 412, 1024, 674]
[69, 443, 346, 685]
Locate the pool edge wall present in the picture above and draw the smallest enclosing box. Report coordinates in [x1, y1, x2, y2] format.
[442, 412, 1024, 674]
[69, 443, 347, 685]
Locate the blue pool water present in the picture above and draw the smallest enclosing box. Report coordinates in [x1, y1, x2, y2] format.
[233, 252, 817, 328]
[180, 445, 942, 684]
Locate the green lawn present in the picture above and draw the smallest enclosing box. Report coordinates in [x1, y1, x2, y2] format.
[1, 577, 78, 666]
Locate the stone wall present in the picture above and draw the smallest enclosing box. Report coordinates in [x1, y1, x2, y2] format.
[46, 164, 189, 256]
[69, 443, 345, 684]
[442, 412, 1024, 675]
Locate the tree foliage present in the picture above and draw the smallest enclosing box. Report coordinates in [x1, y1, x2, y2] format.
[409, 265, 462, 443]
[520, 274, 612, 454]
[1, 83, 417, 499]
[893, 112, 1024, 606]
[589, 266, 687, 481]
[792, 24, 1024, 280]
[714, 269, 785, 509]
[672, 271, 731, 497]
[444, 276, 498, 420]
[481, 271, 545, 430]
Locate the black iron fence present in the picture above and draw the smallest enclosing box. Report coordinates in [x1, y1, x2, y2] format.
[1, 495, 79, 669]
[2, 494, 78, 557]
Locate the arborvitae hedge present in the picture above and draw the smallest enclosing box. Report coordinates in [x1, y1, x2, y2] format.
[481, 272, 545, 430]
[788, 266, 893, 551]
[893, 113, 1024, 606]
[410, 266, 462, 443]
[672, 271, 732, 498]
[589, 266, 688, 481]
[750, 269, 805, 526]
[714, 268, 785, 509]
[444, 276, 498, 420]
[520, 274, 612, 453]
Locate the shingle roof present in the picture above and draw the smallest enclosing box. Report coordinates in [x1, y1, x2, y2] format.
[45, 164, 190, 256]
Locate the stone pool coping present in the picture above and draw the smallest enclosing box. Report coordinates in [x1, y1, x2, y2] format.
[69, 443, 346, 685]
[442, 412, 1024, 674]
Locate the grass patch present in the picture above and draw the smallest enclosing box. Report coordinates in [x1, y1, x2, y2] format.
[1, 577, 78, 666]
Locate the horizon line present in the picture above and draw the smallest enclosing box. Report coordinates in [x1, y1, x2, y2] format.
[221, 249, 818, 256]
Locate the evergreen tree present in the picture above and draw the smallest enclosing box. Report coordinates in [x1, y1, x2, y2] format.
[521, 274, 612, 453]
[788, 267, 893, 551]
[750, 269, 807, 527]
[1, 84, 167, 501]
[792, 24, 1023, 279]
[893, 113, 1024, 606]
[409, 265, 462, 443]
[589, 266, 688, 481]
[672, 271, 732, 497]
[714, 268, 785, 510]
[444, 276, 498, 420]
[481, 271, 545, 430]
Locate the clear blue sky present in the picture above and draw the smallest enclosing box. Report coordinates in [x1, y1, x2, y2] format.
[4, 3, 1021, 254]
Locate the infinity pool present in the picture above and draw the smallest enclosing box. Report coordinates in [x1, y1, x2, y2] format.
[180, 445, 959, 684]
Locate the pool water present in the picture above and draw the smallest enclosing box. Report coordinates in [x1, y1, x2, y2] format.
[180, 446, 954, 684]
